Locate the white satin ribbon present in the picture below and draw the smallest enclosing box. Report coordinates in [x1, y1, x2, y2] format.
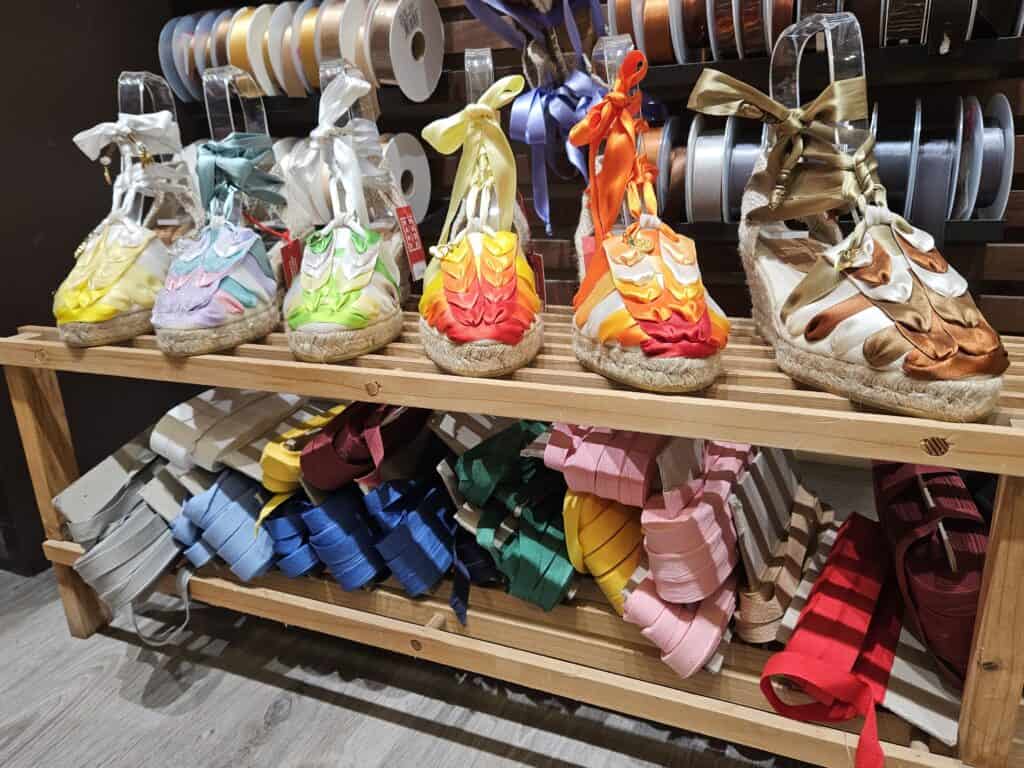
[73, 110, 183, 162]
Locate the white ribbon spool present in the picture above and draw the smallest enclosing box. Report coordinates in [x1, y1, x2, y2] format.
[381, 132, 432, 223]
[363, 0, 444, 103]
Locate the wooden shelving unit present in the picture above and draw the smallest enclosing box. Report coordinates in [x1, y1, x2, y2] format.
[3, 308, 1024, 768]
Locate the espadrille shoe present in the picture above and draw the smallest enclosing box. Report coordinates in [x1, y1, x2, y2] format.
[55, 96, 201, 347]
[151, 133, 286, 357]
[419, 75, 543, 378]
[283, 72, 404, 363]
[568, 51, 729, 393]
[688, 66, 1008, 422]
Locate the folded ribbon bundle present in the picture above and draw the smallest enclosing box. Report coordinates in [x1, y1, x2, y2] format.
[544, 422, 668, 508]
[260, 493, 321, 578]
[300, 402, 431, 492]
[302, 485, 386, 590]
[259, 404, 347, 493]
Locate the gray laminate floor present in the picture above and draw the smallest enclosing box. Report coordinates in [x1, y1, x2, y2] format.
[0, 568, 796, 768]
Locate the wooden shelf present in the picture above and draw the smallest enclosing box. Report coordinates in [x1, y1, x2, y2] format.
[40, 539, 960, 768]
[3, 310, 1023, 475]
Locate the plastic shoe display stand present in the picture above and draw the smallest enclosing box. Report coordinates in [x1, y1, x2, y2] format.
[3, 305, 1024, 768]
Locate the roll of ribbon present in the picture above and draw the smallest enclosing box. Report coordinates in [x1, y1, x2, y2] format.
[973, 0, 1021, 37]
[952, 95, 983, 220]
[655, 117, 683, 219]
[924, 0, 975, 51]
[210, 9, 235, 68]
[686, 114, 730, 222]
[611, 0, 635, 39]
[294, 1, 321, 90]
[160, 18, 193, 103]
[736, 0, 766, 57]
[724, 124, 763, 222]
[947, 96, 965, 220]
[173, 15, 204, 102]
[884, 0, 928, 45]
[908, 98, 959, 243]
[643, 0, 676, 63]
[708, 0, 739, 59]
[228, 7, 258, 75]
[873, 102, 916, 214]
[684, 0, 710, 48]
[975, 93, 1014, 220]
[797, 0, 839, 18]
[192, 11, 221, 77]
[339, 0, 370, 74]
[365, 0, 444, 103]
[268, 3, 307, 98]
[248, 5, 282, 96]
[316, 0, 347, 63]
[845, 0, 884, 47]
[380, 132, 432, 223]
[766, 0, 795, 50]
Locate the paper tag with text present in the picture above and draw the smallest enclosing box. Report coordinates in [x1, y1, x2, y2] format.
[526, 249, 547, 308]
[281, 238, 303, 290]
[396, 205, 426, 281]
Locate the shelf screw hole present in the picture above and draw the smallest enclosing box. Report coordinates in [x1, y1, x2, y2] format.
[920, 437, 950, 457]
[34, 349, 48, 363]
[982, 660, 1001, 672]
[365, 381, 382, 397]
[410, 639, 423, 651]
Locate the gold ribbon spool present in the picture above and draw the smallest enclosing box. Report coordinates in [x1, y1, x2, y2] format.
[642, 0, 675, 64]
[261, 23, 281, 93]
[318, 0, 347, 62]
[279, 20, 307, 96]
[299, 6, 320, 88]
[228, 7, 257, 73]
[366, 0, 443, 101]
[212, 12, 232, 66]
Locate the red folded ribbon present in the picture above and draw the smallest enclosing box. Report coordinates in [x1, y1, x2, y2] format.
[761, 514, 902, 768]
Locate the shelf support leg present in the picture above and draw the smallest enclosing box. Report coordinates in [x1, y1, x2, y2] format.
[4, 365, 108, 638]
[959, 474, 1024, 768]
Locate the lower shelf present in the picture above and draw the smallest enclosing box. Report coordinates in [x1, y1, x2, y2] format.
[44, 539, 961, 768]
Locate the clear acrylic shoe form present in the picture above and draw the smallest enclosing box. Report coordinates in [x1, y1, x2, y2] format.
[461, 48, 503, 234]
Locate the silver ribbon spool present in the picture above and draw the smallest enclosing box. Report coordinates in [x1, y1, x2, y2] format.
[908, 96, 961, 241]
[686, 114, 732, 222]
[656, 116, 684, 219]
[974, 92, 1015, 220]
[723, 123, 766, 222]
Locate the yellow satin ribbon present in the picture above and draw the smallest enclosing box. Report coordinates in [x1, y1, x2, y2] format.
[256, 491, 296, 528]
[563, 490, 644, 615]
[687, 69, 878, 220]
[260, 404, 347, 493]
[421, 75, 525, 246]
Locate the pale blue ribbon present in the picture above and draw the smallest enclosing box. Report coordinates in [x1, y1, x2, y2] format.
[197, 132, 285, 212]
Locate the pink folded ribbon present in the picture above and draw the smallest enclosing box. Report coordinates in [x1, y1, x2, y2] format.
[624, 573, 737, 679]
[544, 423, 668, 508]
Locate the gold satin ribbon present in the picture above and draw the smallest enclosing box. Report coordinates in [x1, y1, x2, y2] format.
[318, 0, 346, 62]
[279, 23, 307, 97]
[421, 75, 525, 246]
[229, 7, 257, 73]
[213, 14, 232, 66]
[299, 7, 320, 88]
[688, 69, 875, 221]
[563, 491, 643, 615]
[261, 24, 280, 93]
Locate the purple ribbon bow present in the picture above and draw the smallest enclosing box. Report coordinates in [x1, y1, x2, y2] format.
[510, 69, 600, 235]
[465, 0, 606, 62]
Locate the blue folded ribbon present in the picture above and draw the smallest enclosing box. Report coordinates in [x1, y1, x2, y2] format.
[302, 486, 386, 591]
[261, 495, 322, 578]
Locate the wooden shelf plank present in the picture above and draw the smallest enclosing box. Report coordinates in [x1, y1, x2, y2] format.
[5, 312, 1024, 475]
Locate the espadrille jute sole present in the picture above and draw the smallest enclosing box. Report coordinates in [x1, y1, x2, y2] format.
[155, 303, 280, 357]
[572, 329, 723, 393]
[745, 242, 1001, 422]
[419, 318, 543, 378]
[59, 310, 154, 348]
[287, 311, 404, 363]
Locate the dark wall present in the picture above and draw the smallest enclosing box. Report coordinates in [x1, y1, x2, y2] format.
[0, 1, 203, 573]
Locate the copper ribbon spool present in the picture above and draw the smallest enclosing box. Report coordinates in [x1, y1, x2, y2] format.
[614, 0, 635, 38]
[299, 7, 320, 88]
[680, 0, 708, 49]
[318, 0, 346, 62]
[769, 0, 795, 47]
[844, 0, 882, 47]
[212, 14, 232, 66]
[229, 7, 257, 72]
[712, 0, 737, 58]
[737, 0, 766, 57]
[642, 125, 663, 170]
[663, 146, 687, 222]
[643, 0, 675, 63]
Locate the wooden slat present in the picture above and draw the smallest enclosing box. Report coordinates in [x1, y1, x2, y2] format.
[5, 315, 1024, 475]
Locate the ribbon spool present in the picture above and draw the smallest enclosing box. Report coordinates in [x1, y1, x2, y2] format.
[686, 113, 732, 222]
[380, 132, 431, 223]
[952, 95, 984, 220]
[872, 99, 921, 218]
[923, 0, 977, 51]
[643, 0, 676, 63]
[664, 0, 708, 62]
[173, 15, 205, 102]
[765, 0, 796, 50]
[160, 19, 190, 102]
[708, 0, 739, 59]
[210, 10, 235, 68]
[292, 0, 322, 91]
[648, 117, 686, 221]
[315, 0, 346, 64]
[723, 122, 765, 223]
[796, 0, 840, 18]
[251, 5, 284, 96]
[975, 93, 1014, 220]
[844, 0, 884, 46]
[192, 11, 221, 78]
[268, 3, 308, 98]
[973, 0, 1021, 37]
[736, 0, 767, 57]
[883, 0, 928, 45]
[360, 0, 445, 103]
[908, 96, 960, 241]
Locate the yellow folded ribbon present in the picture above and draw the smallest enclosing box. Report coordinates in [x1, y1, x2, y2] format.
[422, 75, 525, 247]
[563, 490, 644, 614]
[260, 404, 346, 493]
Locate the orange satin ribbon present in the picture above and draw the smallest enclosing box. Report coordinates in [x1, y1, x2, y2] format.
[643, 0, 675, 63]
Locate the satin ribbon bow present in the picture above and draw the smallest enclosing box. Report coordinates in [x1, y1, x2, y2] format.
[197, 132, 286, 211]
[422, 75, 525, 246]
[569, 49, 649, 247]
[511, 69, 600, 235]
[687, 69, 872, 218]
[73, 110, 183, 161]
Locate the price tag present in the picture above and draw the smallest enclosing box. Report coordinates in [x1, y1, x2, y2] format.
[281, 237, 303, 289]
[396, 205, 426, 281]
